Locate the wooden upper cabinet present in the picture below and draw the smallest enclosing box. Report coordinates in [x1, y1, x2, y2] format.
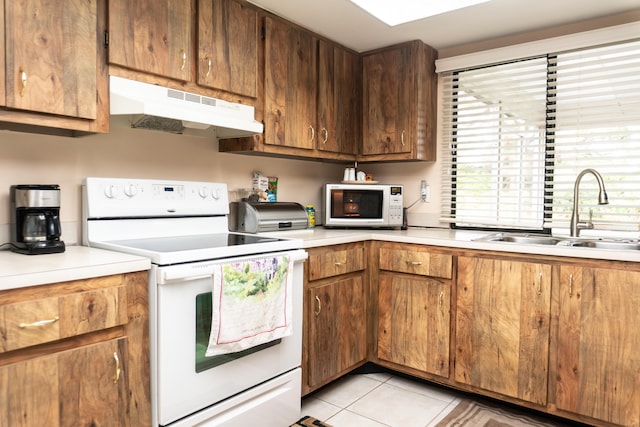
[4, 0, 98, 119]
[198, 0, 257, 98]
[361, 40, 437, 161]
[108, 0, 192, 81]
[317, 40, 361, 155]
[264, 16, 317, 150]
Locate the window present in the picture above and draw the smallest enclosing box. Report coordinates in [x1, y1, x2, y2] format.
[440, 39, 640, 233]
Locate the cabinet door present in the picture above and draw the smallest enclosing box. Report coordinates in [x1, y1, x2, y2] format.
[455, 256, 551, 405]
[317, 41, 360, 154]
[362, 44, 412, 155]
[197, 0, 257, 97]
[378, 272, 450, 378]
[307, 275, 366, 388]
[264, 17, 317, 150]
[108, 0, 192, 81]
[556, 266, 640, 426]
[4, 0, 97, 119]
[0, 338, 128, 427]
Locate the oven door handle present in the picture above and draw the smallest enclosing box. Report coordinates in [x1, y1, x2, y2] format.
[158, 266, 216, 284]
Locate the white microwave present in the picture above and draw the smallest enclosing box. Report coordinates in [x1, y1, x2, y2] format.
[323, 183, 403, 228]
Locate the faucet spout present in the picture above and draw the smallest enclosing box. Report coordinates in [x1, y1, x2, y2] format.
[570, 168, 609, 237]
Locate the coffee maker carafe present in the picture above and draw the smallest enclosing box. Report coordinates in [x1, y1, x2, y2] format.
[10, 184, 65, 255]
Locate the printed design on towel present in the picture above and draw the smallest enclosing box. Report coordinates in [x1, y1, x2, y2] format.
[206, 255, 293, 356]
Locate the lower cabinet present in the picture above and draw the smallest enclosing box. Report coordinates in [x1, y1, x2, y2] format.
[302, 241, 640, 427]
[0, 272, 150, 426]
[0, 338, 128, 426]
[376, 243, 452, 378]
[555, 265, 640, 426]
[303, 243, 367, 395]
[455, 256, 552, 406]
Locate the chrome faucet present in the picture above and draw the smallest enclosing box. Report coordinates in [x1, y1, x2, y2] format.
[570, 168, 609, 237]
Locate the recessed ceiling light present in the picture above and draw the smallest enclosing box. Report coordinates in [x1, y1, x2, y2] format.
[349, 0, 492, 26]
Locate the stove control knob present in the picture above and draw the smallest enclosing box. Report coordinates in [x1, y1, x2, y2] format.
[198, 187, 209, 198]
[211, 188, 221, 200]
[124, 184, 138, 198]
[104, 184, 117, 199]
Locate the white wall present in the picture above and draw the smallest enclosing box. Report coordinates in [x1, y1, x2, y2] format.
[0, 124, 356, 244]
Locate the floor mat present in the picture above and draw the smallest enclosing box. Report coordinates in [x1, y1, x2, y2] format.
[290, 415, 333, 427]
[435, 399, 575, 427]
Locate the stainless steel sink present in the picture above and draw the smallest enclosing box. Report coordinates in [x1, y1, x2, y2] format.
[567, 240, 640, 250]
[477, 233, 640, 251]
[479, 233, 561, 245]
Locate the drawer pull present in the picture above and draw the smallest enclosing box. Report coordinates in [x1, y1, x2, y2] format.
[19, 316, 59, 329]
[314, 295, 321, 316]
[334, 262, 343, 266]
[406, 261, 422, 266]
[113, 352, 121, 384]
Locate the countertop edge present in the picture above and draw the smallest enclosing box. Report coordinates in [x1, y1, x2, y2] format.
[0, 246, 151, 291]
[264, 228, 640, 263]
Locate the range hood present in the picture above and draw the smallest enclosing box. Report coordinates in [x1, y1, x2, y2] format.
[109, 75, 263, 139]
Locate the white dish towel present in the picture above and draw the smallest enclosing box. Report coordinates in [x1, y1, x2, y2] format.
[206, 255, 293, 356]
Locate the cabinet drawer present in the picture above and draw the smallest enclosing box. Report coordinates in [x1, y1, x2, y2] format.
[0, 282, 128, 353]
[379, 247, 452, 279]
[307, 244, 365, 281]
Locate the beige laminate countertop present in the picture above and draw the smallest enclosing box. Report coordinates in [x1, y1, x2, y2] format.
[262, 227, 640, 263]
[0, 245, 151, 291]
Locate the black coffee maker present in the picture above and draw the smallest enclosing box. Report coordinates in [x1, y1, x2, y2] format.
[10, 184, 65, 255]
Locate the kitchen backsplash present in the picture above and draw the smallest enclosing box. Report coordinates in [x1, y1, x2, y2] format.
[0, 125, 442, 246]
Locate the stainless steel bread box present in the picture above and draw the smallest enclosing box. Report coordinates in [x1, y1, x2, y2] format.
[229, 201, 309, 233]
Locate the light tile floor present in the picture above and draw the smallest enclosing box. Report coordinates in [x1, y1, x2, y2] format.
[301, 371, 463, 427]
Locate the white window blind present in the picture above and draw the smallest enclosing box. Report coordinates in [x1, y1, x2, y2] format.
[440, 39, 640, 232]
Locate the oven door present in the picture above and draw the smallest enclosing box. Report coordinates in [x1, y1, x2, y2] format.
[150, 250, 306, 426]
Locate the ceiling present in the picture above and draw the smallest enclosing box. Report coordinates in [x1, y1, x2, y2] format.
[247, 0, 640, 53]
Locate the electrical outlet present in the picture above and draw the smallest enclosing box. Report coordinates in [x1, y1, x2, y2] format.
[420, 179, 430, 202]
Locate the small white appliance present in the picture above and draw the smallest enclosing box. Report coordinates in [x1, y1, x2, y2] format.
[323, 183, 404, 228]
[82, 177, 306, 427]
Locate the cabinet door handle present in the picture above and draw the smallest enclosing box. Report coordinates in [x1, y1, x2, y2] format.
[438, 291, 444, 309]
[113, 352, 121, 384]
[321, 128, 328, 144]
[19, 316, 59, 329]
[406, 260, 422, 266]
[19, 68, 27, 97]
[205, 57, 212, 77]
[569, 274, 573, 297]
[536, 272, 543, 295]
[401, 130, 406, 146]
[309, 125, 315, 142]
[180, 49, 187, 71]
[314, 295, 321, 316]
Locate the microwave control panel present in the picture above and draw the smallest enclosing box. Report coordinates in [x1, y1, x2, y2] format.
[389, 186, 403, 224]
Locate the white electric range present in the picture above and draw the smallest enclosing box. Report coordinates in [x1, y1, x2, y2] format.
[82, 177, 306, 427]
